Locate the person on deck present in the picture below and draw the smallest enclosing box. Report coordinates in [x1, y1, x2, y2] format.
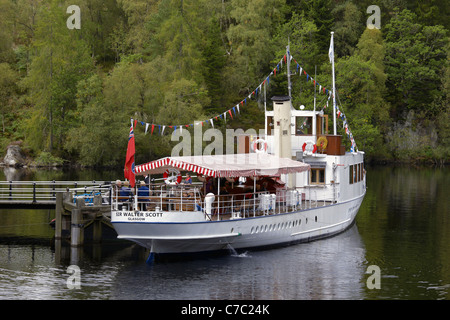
[185, 173, 192, 184]
[137, 181, 150, 200]
[119, 180, 132, 200]
[137, 181, 150, 210]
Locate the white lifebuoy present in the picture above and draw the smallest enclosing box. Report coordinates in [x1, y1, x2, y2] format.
[302, 140, 317, 155]
[252, 138, 268, 154]
[163, 168, 182, 185]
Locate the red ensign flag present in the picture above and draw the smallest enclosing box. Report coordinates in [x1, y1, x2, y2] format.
[124, 125, 135, 187]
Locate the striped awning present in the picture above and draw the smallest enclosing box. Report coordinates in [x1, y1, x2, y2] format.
[135, 153, 310, 178]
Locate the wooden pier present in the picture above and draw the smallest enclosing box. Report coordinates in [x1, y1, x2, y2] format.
[1, 181, 115, 247]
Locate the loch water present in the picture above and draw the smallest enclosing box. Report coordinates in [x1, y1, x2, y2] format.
[0, 165, 448, 300]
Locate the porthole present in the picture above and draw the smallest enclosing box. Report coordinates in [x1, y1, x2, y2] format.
[255, 226, 259, 233]
[315, 216, 318, 222]
[251, 227, 254, 234]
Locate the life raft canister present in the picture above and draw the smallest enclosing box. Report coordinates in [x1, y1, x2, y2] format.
[163, 169, 182, 185]
[252, 138, 268, 154]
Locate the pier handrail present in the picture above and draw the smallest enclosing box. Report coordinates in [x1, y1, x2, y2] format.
[0, 180, 111, 205]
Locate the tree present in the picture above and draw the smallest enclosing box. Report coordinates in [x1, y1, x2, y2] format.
[334, 28, 389, 158]
[21, 0, 94, 156]
[302, 0, 334, 54]
[272, 11, 320, 107]
[226, 0, 286, 94]
[384, 8, 447, 117]
[0, 63, 18, 133]
[332, 0, 364, 58]
[202, 16, 228, 115]
[65, 73, 126, 166]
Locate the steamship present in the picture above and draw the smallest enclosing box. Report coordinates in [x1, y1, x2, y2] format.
[110, 39, 366, 259]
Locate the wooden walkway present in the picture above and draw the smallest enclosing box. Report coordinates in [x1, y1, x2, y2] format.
[0, 181, 111, 209]
[1, 180, 116, 247]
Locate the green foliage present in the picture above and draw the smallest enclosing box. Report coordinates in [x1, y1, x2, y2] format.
[384, 8, 447, 115]
[35, 151, 65, 166]
[0, 0, 448, 166]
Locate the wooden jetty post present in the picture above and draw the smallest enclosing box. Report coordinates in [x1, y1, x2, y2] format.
[55, 193, 63, 240]
[71, 198, 84, 247]
[52, 189, 113, 247]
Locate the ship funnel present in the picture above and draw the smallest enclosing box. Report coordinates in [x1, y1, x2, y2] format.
[272, 96, 292, 160]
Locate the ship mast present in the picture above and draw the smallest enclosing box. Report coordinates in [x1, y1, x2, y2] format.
[330, 31, 337, 135]
[286, 43, 292, 103]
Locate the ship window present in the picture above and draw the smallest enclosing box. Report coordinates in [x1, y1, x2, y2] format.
[349, 165, 354, 184]
[266, 116, 274, 136]
[310, 168, 325, 184]
[296, 116, 313, 135]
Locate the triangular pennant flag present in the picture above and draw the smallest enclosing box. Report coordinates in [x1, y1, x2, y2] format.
[151, 124, 155, 135]
[145, 123, 149, 134]
[161, 125, 165, 135]
[228, 109, 233, 119]
[210, 119, 214, 127]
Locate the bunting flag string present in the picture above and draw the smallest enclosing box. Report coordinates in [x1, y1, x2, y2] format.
[129, 53, 292, 135]
[290, 54, 333, 99]
[289, 55, 357, 151]
[128, 51, 353, 148]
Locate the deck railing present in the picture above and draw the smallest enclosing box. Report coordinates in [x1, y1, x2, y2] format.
[111, 182, 338, 221]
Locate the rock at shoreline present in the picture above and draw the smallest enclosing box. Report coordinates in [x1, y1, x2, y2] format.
[2, 145, 27, 167]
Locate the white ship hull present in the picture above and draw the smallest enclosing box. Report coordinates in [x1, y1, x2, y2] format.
[111, 192, 365, 255]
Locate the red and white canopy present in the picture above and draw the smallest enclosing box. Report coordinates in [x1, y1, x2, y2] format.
[135, 153, 310, 178]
